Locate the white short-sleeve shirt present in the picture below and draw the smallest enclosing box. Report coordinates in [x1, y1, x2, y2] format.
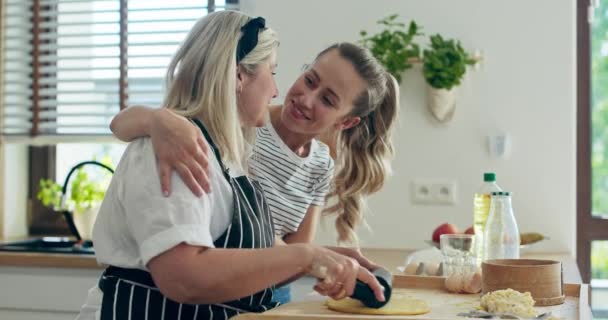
[92, 137, 235, 270]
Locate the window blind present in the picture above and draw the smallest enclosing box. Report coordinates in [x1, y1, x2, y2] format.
[1, 0, 238, 141]
[2, 0, 34, 136]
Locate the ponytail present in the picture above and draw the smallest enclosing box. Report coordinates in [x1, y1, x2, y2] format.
[322, 44, 400, 244]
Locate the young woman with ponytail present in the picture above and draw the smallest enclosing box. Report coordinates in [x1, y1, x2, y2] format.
[109, 42, 399, 304]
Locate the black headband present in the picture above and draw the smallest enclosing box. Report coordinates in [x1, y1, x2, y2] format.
[236, 17, 266, 63]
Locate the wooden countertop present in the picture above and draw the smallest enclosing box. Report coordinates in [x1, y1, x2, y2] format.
[235, 249, 590, 319]
[0, 237, 102, 269]
[0, 251, 101, 269]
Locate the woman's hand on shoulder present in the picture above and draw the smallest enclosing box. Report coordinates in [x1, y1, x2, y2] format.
[150, 108, 211, 197]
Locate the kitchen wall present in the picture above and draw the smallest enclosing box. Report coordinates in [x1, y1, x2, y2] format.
[241, 0, 576, 254]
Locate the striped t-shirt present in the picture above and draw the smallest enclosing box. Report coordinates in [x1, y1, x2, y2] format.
[250, 121, 334, 237]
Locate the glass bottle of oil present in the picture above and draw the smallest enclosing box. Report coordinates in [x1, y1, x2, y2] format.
[473, 172, 502, 266]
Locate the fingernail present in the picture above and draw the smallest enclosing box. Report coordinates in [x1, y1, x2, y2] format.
[380, 293, 386, 301]
[163, 190, 169, 197]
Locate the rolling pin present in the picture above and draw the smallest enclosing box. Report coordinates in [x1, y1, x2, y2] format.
[350, 267, 393, 308]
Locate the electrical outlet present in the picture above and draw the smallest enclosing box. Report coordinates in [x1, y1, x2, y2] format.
[411, 180, 457, 205]
[431, 181, 457, 204]
[411, 181, 433, 203]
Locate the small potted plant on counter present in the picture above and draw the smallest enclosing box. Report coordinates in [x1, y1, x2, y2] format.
[37, 159, 114, 240]
[422, 34, 477, 123]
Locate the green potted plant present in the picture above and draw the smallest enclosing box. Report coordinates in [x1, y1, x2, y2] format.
[359, 14, 423, 84]
[422, 34, 477, 122]
[37, 158, 114, 240]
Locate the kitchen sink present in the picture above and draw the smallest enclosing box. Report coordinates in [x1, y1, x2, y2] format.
[0, 237, 94, 255]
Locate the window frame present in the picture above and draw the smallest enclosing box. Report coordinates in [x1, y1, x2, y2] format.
[28, 145, 70, 235]
[577, 0, 608, 284]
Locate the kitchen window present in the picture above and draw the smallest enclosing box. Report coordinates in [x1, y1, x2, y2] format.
[579, 0, 608, 317]
[2, 0, 238, 235]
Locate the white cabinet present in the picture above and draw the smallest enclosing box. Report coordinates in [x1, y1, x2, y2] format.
[0, 266, 101, 319]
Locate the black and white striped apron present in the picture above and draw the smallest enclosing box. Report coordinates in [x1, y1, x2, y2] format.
[98, 118, 279, 320]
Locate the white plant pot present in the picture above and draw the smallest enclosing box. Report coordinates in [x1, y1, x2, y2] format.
[73, 204, 100, 240]
[427, 85, 457, 123]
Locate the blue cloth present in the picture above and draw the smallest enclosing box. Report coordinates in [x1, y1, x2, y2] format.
[272, 284, 292, 304]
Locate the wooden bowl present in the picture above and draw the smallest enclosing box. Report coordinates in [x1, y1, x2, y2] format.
[482, 259, 565, 306]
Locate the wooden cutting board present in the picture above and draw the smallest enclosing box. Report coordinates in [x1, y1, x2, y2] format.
[234, 276, 591, 320]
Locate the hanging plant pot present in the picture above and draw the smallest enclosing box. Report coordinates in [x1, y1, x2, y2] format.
[427, 84, 457, 123]
[72, 204, 101, 240]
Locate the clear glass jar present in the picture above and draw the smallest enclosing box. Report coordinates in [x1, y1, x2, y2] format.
[483, 191, 520, 260]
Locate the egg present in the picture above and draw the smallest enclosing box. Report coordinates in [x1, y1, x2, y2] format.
[436, 262, 444, 276]
[463, 270, 482, 293]
[425, 262, 439, 276]
[416, 262, 426, 275]
[404, 262, 419, 275]
[445, 272, 464, 293]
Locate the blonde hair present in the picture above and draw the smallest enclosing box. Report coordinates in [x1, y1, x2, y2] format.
[163, 11, 278, 171]
[321, 43, 399, 244]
